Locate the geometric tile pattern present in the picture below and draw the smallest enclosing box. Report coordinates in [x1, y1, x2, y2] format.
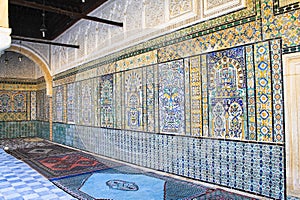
[254, 42, 273, 142]
[245, 45, 256, 140]
[274, 0, 300, 14]
[0, 91, 29, 121]
[114, 72, 123, 129]
[53, 86, 64, 123]
[52, 124, 285, 199]
[201, 54, 209, 136]
[270, 39, 284, 142]
[157, 20, 261, 63]
[184, 58, 191, 136]
[36, 121, 50, 140]
[51, 39, 286, 199]
[66, 83, 75, 124]
[262, 0, 300, 52]
[36, 89, 49, 122]
[144, 65, 158, 133]
[189, 56, 202, 136]
[115, 51, 157, 72]
[0, 149, 75, 200]
[31, 91, 37, 120]
[0, 121, 37, 139]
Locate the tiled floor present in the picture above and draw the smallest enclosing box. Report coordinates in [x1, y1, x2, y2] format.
[0, 149, 76, 200]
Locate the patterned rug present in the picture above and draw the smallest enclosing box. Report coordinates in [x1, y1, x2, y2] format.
[8, 144, 76, 160]
[25, 152, 119, 179]
[187, 188, 257, 200]
[52, 167, 210, 200]
[0, 137, 52, 150]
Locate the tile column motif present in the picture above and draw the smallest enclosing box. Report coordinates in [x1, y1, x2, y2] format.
[49, 96, 53, 141]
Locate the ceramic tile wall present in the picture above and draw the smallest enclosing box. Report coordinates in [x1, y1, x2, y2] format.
[0, 121, 37, 139]
[52, 124, 285, 199]
[4, 0, 298, 198]
[36, 121, 50, 140]
[51, 39, 286, 199]
[0, 79, 47, 138]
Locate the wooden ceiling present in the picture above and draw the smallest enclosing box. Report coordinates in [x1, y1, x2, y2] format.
[9, 0, 122, 40]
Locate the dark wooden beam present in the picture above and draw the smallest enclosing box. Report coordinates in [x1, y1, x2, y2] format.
[12, 36, 80, 48]
[10, 0, 123, 27]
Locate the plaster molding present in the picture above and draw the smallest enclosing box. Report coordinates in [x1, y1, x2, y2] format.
[0, 27, 11, 55]
[8, 44, 53, 96]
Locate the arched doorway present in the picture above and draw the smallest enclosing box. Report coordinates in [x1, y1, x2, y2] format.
[7, 44, 53, 140]
[283, 53, 300, 198]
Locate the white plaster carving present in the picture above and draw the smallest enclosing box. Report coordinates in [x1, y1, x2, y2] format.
[20, 41, 50, 64]
[202, 0, 246, 19]
[124, 0, 143, 34]
[144, 0, 165, 28]
[51, 0, 247, 75]
[0, 51, 39, 79]
[168, 0, 194, 19]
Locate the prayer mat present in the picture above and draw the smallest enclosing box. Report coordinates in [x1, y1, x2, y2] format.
[187, 188, 257, 200]
[52, 167, 210, 200]
[8, 144, 76, 160]
[25, 152, 119, 179]
[0, 137, 52, 150]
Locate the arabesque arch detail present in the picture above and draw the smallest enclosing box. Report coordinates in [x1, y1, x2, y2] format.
[8, 44, 53, 96]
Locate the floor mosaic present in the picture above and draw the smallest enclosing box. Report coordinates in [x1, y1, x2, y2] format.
[0, 149, 75, 200]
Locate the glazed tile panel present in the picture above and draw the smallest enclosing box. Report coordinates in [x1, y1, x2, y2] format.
[0, 121, 37, 139]
[262, 0, 300, 53]
[52, 39, 285, 142]
[189, 56, 202, 136]
[36, 89, 49, 121]
[100, 74, 114, 128]
[53, 86, 64, 123]
[157, 20, 261, 63]
[52, 124, 285, 199]
[124, 68, 144, 131]
[51, 39, 285, 199]
[254, 42, 273, 142]
[270, 39, 284, 142]
[207, 47, 247, 140]
[0, 91, 29, 121]
[158, 60, 185, 134]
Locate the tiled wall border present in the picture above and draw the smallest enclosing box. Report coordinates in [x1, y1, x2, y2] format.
[0, 121, 37, 139]
[53, 12, 259, 81]
[52, 123, 285, 199]
[273, 0, 300, 14]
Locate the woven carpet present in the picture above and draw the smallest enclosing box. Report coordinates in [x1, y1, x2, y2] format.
[8, 144, 76, 160]
[0, 137, 52, 150]
[52, 167, 210, 200]
[187, 188, 258, 200]
[24, 152, 118, 179]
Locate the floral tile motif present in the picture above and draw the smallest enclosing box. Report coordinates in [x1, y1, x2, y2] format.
[262, 0, 300, 52]
[158, 60, 185, 134]
[158, 20, 261, 63]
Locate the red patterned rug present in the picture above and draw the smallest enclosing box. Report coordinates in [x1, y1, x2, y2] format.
[8, 145, 75, 160]
[26, 152, 119, 179]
